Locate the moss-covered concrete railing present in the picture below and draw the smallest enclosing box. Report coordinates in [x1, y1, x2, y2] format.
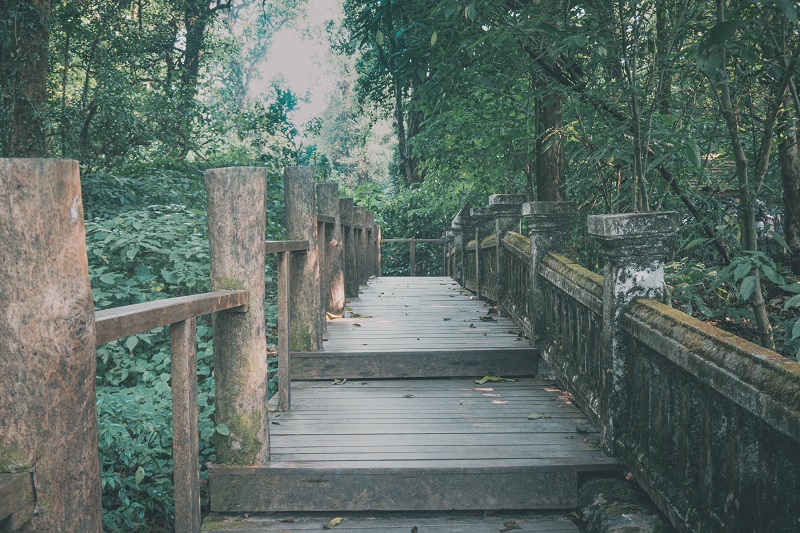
[448, 198, 800, 531]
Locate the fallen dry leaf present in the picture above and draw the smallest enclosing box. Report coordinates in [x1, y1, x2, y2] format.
[326, 312, 341, 320]
[279, 518, 295, 523]
[350, 313, 373, 318]
[576, 425, 590, 433]
[411, 527, 418, 533]
[475, 375, 517, 385]
[626, 471, 634, 481]
[403, 394, 415, 398]
[324, 517, 343, 529]
[332, 379, 347, 385]
[527, 413, 544, 420]
[499, 519, 521, 532]
[569, 511, 581, 520]
[352, 323, 362, 327]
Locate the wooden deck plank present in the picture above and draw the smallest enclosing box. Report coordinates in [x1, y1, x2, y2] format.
[202, 512, 579, 532]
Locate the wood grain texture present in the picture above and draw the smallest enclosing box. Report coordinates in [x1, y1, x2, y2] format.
[285, 167, 321, 350]
[318, 184, 345, 316]
[340, 199, 359, 298]
[171, 318, 201, 533]
[276, 251, 290, 412]
[202, 511, 578, 532]
[205, 167, 269, 465]
[0, 159, 102, 531]
[95, 290, 247, 345]
[263, 240, 308, 254]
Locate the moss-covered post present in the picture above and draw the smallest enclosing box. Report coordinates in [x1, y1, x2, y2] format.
[470, 207, 493, 300]
[523, 202, 576, 344]
[340, 198, 358, 298]
[0, 159, 102, 531]
[490, 195, 526, 314]
[587, 212, 679, 449]
[206, 167, 269, 465]
[318, 184, 345, 317]
[285, 166, 322, 350]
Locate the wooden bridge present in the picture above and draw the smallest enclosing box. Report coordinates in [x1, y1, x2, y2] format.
[2, 160, 800, 533]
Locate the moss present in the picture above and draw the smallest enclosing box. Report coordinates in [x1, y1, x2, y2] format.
[0, 448, 29, 473]
[290, 325, 313, 352]
[480, 234, 498, 248]
[214, 275, 246, 292]
[503, 232, 531, 255]
[216, 411, 265, 466]
[465, 239, 477, 251]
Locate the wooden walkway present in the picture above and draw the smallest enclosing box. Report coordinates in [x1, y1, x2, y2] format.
[206, 277, 618, 528]
[292, 277, 537, 379]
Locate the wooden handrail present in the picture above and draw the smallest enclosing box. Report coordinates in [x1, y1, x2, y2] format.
[316, 214, 335, 224]
[381, 238, 444, 243]
[95, 290, 248, 345]
[264, 240, 309, 254]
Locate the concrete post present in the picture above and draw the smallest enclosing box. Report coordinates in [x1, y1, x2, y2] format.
[354, 206, 368, 285]
[523, 201, 576, 343]
[0, 159, 102, 531]
[451, 206, 471, 286]
[340, 198, 358, 298]
[206, 167, 269, 465]
[489, 194, 526, 314]
[365, 211, 375, 281]
[318, 184, 345, 317]
[375, 225, 382, 277]
[587, 211, 679, 449]
[284, 166, 322, 351]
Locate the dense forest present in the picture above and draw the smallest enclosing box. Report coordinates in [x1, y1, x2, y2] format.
[2, 0, 800, 530]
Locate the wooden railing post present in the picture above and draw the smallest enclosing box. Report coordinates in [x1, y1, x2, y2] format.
[206, 167, 270, 465]
[318, 184, 345, 317]
[317, 214, 326, 333]
[522, 202, 576, 345]
[587, 212, 679, 448]
[354, 206, 367, 285]
[451, 206, 471, 285]
[409, 239, 417, 276]
[340, 198, 358, 298]
[470, 207, 492, 300]
[276, 250, 291, 411]
[365, 211, 375, 281]
[284, 166, 322, 350]
[489, 195, 526, 314]
[375, 224, 382, 276]
[171, 317, 200, 532]
[0, 159, 102, 531]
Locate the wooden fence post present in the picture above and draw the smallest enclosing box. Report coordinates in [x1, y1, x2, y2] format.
[317, 214, 326, 333]
[318, 184, 345, 317]
[0, 159, 102, 531]
[340, 198, 358, 298]
[276, 250, 291, 411]
[470, 207, 492, 299]
[285, 167, 322, 350]
[206, 167, 270, 465]
[587, 212, 679, 448]
[489, 195, 525, 314]
[355, 206, 368, 285]
[451, 206, 471, 285]
[171, 317, 201, 532]
[375, 225, 382, 277]
[523, 202, 576, 345]
[366, 213, 374, 281]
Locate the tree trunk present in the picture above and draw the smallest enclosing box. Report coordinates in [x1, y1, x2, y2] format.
[1, 0, 50, 157]
[779, 95, 800, 275]
[535, 90, 564, 201]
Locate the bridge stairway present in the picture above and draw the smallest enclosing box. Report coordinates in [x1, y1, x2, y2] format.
[203, 278, 619, 531]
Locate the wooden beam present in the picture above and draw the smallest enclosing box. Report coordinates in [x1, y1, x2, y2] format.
[316, 214, 335, 224]
[264, 240, 309, 254]
[95, 291, 248, 345]
[381, 238, 444, 243]
[277, 251, 291, 412]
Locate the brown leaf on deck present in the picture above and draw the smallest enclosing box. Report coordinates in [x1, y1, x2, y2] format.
[323, 517, 343, 529]
[499, 520, 521, 532]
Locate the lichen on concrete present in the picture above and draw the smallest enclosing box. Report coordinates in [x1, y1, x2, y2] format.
[579, 477, 672, 533]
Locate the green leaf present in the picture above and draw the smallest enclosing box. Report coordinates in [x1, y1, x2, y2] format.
[431, 31, 437, 46]
[733, 261, 751, 280]
[161, 269, 178, 284]
[126, 246, 139, 260]
[375, 30, 384, 46]
[99, 273, 116, 285]
[792, 319, 800, 340]
[125, 336, 139, 352]
[216, 424, 230, 436]
[761, 264, 784, 286]
[777, 0, 798, 23]
[465, 3, 475, 21]
[740, 275, 757, 301]
[784, 294, 800, 310]
[135, 466, 145, 485]
[686, 141, 702, 169]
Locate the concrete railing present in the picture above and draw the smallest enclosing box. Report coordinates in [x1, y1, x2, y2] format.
[449, 197, 800, 532]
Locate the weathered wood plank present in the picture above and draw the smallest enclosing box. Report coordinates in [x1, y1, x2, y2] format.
[202, 512, 579, 532]
[290, 349, 537, 379]
[316, 214, 336, 224]
[95, 290, 248, 345]
[209, 465, 577, 512]
[276, 251, 290, 412]
[264, 240, 309, 254]
[171, 318, 201, 533]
